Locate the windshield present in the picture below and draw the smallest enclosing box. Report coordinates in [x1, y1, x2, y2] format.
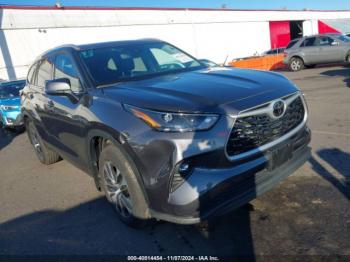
[336, 35, 350, 42]
[0, 81, 25, 99]
[79, 42, 203, 86]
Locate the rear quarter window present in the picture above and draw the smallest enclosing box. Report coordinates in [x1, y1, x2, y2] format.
[302, 37, 317, 47]
[286, 40, 299, 49]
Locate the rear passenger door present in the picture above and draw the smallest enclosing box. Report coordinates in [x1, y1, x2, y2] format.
[29, 58, 55, 145]
[300, 37, 320, 64]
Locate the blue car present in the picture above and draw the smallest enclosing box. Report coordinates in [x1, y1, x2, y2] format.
[0, 80, 26, 128]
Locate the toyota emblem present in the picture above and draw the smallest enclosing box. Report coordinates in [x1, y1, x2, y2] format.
[272, 100, 286, 118]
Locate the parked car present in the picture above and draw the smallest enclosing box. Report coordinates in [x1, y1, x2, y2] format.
[21, 39, 311, 226]
[263, 47, 285, 55]
[0, 79, 26, 129]
[284, 33, 350, 71]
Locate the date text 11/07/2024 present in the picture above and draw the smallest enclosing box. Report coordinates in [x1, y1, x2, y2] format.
[127, 256, 220, 261]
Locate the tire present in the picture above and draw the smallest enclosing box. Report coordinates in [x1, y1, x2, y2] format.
[26, 120, 60, 165]
[289, 57, 304, 71]
[346, 54, 350, 65]
[98, 144, 149, 227]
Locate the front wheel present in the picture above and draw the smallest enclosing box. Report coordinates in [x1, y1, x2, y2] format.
[289, 57, 304, 71]
[99, 144, 149, 227]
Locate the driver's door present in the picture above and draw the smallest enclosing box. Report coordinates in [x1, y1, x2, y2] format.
[43, 52, 87, 168]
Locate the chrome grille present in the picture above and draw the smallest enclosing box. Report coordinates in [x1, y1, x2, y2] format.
[226, 96, 305, 157]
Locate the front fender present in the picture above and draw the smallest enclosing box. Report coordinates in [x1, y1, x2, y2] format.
[85, 125, 150, 207]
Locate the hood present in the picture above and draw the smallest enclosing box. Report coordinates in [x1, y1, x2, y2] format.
[0, 97, 20, 106]
[102, 67, 299, 114]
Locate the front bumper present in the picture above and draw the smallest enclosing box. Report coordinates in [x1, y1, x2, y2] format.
[150, 126, 311, 224]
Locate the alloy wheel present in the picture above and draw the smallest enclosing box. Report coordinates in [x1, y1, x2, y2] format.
[29, 125, 44, 160]
[291, 60, 301, 71]
[103, 161, 133, 218]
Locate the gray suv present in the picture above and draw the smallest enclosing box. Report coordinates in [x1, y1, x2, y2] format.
[284, 34, 350, 71]
[21, 39, 311, 226]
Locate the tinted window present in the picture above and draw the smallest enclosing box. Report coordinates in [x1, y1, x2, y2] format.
[0, 81, 26, 99]
[286, 39, 298, 49]
[79, 42, 202, 86]
[302, 37, 317, 47]
[54, 54, 82, 93]
[37, 59, 53, 88]
[319, 36, 334, 46]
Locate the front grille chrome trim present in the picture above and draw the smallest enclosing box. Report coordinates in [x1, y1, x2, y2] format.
[225, 91, 308, 161]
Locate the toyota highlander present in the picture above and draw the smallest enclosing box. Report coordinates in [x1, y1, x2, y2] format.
[21, 39, 311, 226]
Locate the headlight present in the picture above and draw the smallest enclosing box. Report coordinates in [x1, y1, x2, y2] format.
[124, 104, 219, 132]
[0, 105, 19, 111]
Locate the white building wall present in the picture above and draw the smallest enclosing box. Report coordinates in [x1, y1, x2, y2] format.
[1, 8, 350, 80]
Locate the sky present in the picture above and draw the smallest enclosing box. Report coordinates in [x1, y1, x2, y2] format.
[0, 0, 350, 10]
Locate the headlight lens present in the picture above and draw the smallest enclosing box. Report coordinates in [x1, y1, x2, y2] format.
[0, 105, 19, 111]
[125, 105, 219, 132]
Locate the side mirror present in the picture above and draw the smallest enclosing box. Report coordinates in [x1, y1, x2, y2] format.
[331, 41, 339, 46]
[45, 78, 71, 96]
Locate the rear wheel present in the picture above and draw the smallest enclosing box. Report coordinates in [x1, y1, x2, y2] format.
[26, 120, 60, 165]
[99, 144, 149, 227]
[289, 57, 304, 71]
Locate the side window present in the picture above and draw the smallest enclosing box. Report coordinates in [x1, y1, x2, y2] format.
[302, 37, 317, 47]
[37, 59, 53, 88]
[54, 54, 82, 93]
[327, 37, 334, 45]
[319, 36, 333, 46]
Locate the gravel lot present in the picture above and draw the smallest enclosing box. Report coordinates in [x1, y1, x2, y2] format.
[0, 66, 349, 257]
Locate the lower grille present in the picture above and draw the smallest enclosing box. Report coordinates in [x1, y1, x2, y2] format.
[226, 96, 305, 157]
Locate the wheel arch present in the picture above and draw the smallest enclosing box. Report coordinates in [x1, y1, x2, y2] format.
[290, 55, 305, 63]
[86, 127, 150, 208]
[345, 50, 350, 62]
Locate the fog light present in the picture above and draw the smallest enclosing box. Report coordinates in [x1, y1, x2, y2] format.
[170, 163, 192, 193]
